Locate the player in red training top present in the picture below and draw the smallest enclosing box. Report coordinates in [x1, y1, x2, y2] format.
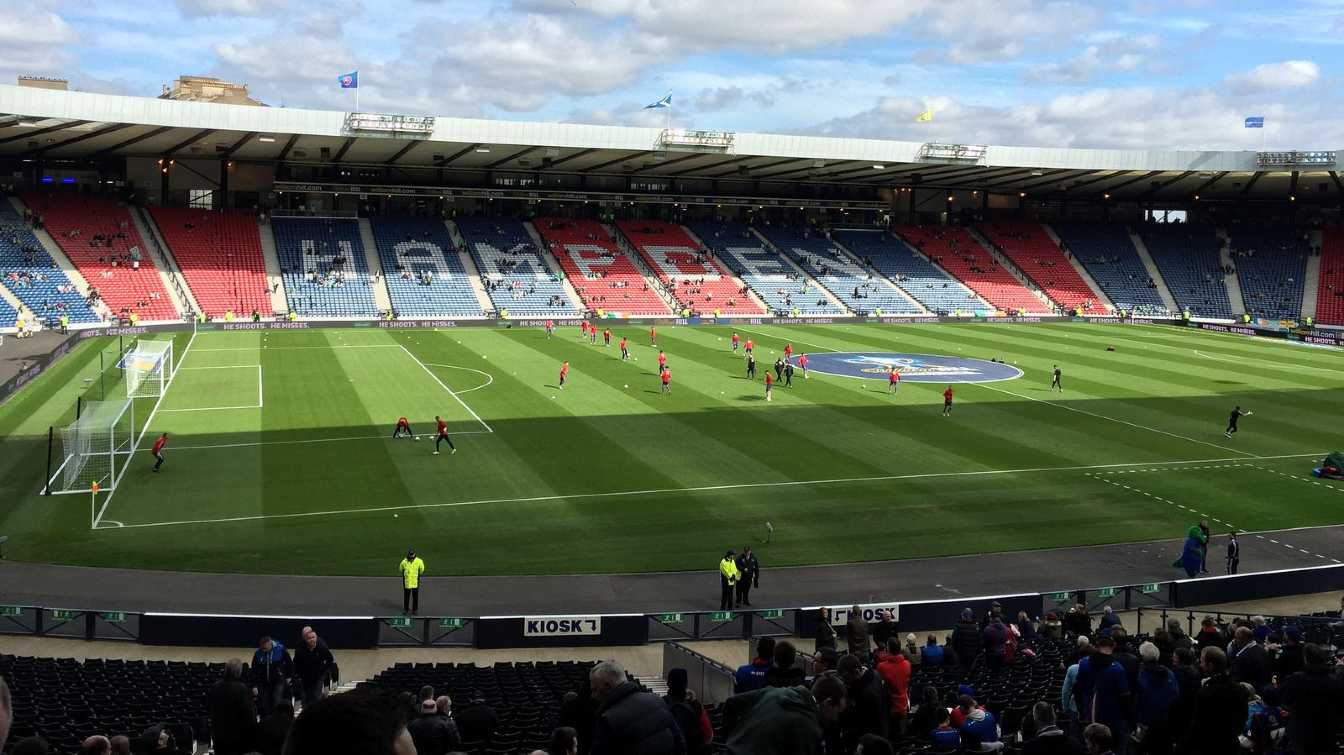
[433, 415, 456, 455]
[544, 320, 554, 338]
[783, 343, 793, 360]
[150, 432, 168, 472]
[798, 353, 808, 379]
[649, 326, 657, 346]
[731, 332, 740, 352]
[660, 366, 671, 394]
[764, 371, 774, 401]
[603, 328, 611, 347]
[559, 360, 570, 390]
[888, 367, 901, 394]
[393, 416, 415, 439]
[590, 326, 597, 344]
[942, 386, 954, 416]
[580, 321, 589, 339]
[657, 350, 667, 371]
[744, 339, 753, 355]
[619, 336, 629, 361]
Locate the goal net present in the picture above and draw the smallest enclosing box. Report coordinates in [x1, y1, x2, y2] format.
[51, 399, 135, 494]
[121, 340, 174, 398]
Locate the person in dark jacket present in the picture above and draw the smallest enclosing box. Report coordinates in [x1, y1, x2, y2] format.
[255, 703, 293, 755]
[280, 686, 414, 755]
[766, 640, 806, 688]
[871, 610, 897, 652]
[251, 636, 293, 717]
[455, 697, 498, 743]
[815, 608, 837, 653]
[846, 606, 870, 656]
[950, 608, 981, 670]
[292, 628, 336, 705]
[1275, 626, 1305, 677]
[664, 669, 710, 755]
[1193, 616, 1225, 651]
[559, 681, 598, 755]
[981, 616, 1009, 670]
[1023, 701, 1085, 755]
[406, 696, 460, 755]
[1229, 627, 1270, 690]
[1281, 643, 1344, 755]
[1168, 647, 1200, 734]
[1133, 642, 1178, 755]
[735, 636, 775, 693]
[723, 673, 847, 755]
[735, 547, 760, 607]
[207, 659, 257, 755]
[1178, 647, 1247, 755]
[1072, 635, 1131, 750]
[1064, 604, 1092, 638]
[589, 661, 685, 755]
[907, 686, 943, 739]
[838, 653, 889, 751]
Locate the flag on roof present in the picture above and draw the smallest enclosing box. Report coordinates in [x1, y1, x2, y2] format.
[644, 94, 672, 109]
[1244, 116, 1264, 128]
[339, 71, 358, 89]
[916, 110, 934, 122]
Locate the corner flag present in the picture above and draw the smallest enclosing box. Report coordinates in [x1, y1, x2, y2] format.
[644, 94, 672, 109]
[916, 110, 934, 122]
[339, 71, 359, 89]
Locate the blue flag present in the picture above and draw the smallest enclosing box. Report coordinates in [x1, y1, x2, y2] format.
[1244, 116, 1264, 129]
[644, 94, 672, 109]
[339, 71, 358, 89]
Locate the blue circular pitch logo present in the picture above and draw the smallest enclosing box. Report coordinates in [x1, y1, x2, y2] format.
[790, 352, 1023, 383]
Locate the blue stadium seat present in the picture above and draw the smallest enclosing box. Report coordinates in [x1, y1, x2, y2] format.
[685, 222, 843, 315]
[272, 218, 379, 317]
[370, 217, 486, 318]
[456, 217, 582, 317]
[1053, 224, 1168, 315]
[1228, 228, 1308, 321]
[832, 229, 986, 315]
[1139, 224, 1234, 319]
[0, 298, 15, 328]
[0, 203, 99, 325]
[756, 227, 921, 315]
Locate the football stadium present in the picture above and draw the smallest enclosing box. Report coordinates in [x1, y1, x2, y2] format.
[1, 8, 1344, 752]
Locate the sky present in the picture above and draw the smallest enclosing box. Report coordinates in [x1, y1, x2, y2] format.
[5, 0, 1343, 150]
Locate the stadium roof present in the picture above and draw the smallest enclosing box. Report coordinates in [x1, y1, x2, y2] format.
[2, 85, 1340, 202]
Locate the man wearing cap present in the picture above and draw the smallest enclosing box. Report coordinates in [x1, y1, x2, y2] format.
[399, 548, 426, 615]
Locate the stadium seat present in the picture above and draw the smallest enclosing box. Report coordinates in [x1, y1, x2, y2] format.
[454, 217, 582, 317]
[755, 226, 922, 315]
[1053, 223, 1169, 316]
[1319, 230, 1344, 326]
[893, 225, 1050, 314]
[149, 207, 272, 319]
[1139, 224, 1234, 319]
[0, 297, 15, 328]
[684, 222, 844, 315]
[832, 229, 988, 315]
[370, 217, 486, 318]
[533, 218, 673, 316]
[21, 194, 178, 321]
[0, 203, 100, 326]
[271, 218, 379, 317]
[1227, 228, 1309, 321]
[615, 220, 766, 316]
[976, 221, 1102, 313]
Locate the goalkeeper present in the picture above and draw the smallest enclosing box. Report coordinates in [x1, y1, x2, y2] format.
[392, 416, 415, 439]
[151, 433, 169, 473]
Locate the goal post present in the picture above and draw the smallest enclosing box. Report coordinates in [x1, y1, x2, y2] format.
[121, 340, 174, 399]
[47, 399, 135, 496]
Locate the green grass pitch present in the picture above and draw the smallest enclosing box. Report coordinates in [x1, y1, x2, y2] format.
[1, 322, 1341, 577]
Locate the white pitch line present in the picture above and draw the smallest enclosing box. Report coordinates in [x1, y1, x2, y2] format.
[100, 451, 1329, 530]
[178, 365, 263, 370]
[192, 345, 402, 351]
[400, 344, 493, 433]
[159, 404, 262, 413]
[423, 363, 494, 394]
[169, 430, 494, 451]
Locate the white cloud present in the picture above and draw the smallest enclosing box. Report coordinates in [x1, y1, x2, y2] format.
[0, 10, 79, 75]
[929, 0, 1103, 63]
[1225, 60, 1320, 94]
[175, 0, 291, 16]
[1026, 33, 1161, 84]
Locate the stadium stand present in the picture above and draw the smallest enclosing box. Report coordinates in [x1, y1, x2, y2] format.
[21, 195, 178, 321]
[1226, 228, 1309, 321]
[976, 221, 1102, 313]
[148, 207, 271, 319]
[685, 221, 844, 315]
[271, 218, 379, 317]
[0, 297, 15, 328]
[0, 203, 99, 325]
[1321, 229, 1344, 326]
[1052, 223, 1169, 315]
[370, 217, 486, 318]
[893, 225, 1049, 313]
[755, 225, 922, 315]
[1139, 223, 1235, 318]
[832, 229, 987, 314]
[534, 218, 673, 316]
[454, 217, 581, 317]
[615, 219, 766, 316]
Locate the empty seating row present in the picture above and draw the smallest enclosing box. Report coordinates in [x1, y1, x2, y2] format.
[149, 207, 272, 318]
[832, 229, 987, 315]
[1140, 224, 1234, 319]
[21, 194, 177, 320]
[757, 225, 921, 315]
[1319, 229, 1344, 326]
[272, 218, 379, 317]
[0, 297, 15, 328]
[1053, 223, 1168, 315]
[894, 226, 1050, 313]
[686, 222, 843, 315]
[534, 218, 673, 316]
[0, 203, 100, 325]
[615, 220, 765, 316]
[370, 217, 486, 318]
[977, 221, 1101, 312]
[454, 217, 582, 317]
[1227, 228, 1308, 321]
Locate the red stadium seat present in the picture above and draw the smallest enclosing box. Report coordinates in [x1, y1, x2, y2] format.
[977, 221, 1104, 313]
[149, 207, 271, 318]
[893, 225, 1050, 314]
[1318, 230, 1344, 326]
[615, 220, 765, 316]
[534, 218, 673, 316]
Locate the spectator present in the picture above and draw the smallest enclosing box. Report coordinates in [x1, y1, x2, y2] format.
[108, 736, 130, 755]
[456, 696, 499, 743]
[1061, 650, 1083, 718]
[847, 606, 870, 656]
[839, 653, 890, 749]
[547, 726, 579, 755]
[921, 634, 944, 667]
[723, 672, 847, 754]
[1168, 647, 1200, 732]
[875, 640, 912, 730]
[663, 669, 711, 755]
[856, 733, 894, 755]
[1098, 606, 1122, 636]
[1194, 616, 1224, 650]
[931, 706, 960, 749]
[1165, 618, 1192, 651]
[956, 694, 1001, 750]
[1023, 701, 1083, 755]
[1064, 604, 1092, 638]
[815, 608, 837, 652]
[1178, 647, 1246, 755]
[1275, 626, 1304, 677]
[10, 737, 50, 755]
[734, 636, 775, 693]
[1083, 723, 1115, 755]
[766, 640, 806, 688]
[588, 660, 683, 755]
[1281, 643, 1344, 755]
[908, 686, 943, 739]
[0, 677, 9, 754]
[256, 702, 294, 755]
[207, 658, 257, 755]
[872, 610, 897, 651]
[293, 627, 336, 705]
[407, 696, 460, 755]
[251, 635, 293, 717]
[1229, 626, 1269, 690]
[951, 608, 982, 670]
[281, 687, 415, 755]
[1134, 641, 1178, 755]
[79, 736, 110, 755]
[1073, 635, 1131, 751]
[1109, 628, 1140, 689]
[1016, 610, 1037, 640]
[981, 616, 1009, 670]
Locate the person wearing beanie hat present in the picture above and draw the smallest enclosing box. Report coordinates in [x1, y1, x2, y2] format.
[665, 664, 714, 755]
[399, 548, 426, 615]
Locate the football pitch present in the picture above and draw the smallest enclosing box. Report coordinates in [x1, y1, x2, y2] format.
[1, 321, 1342, 578]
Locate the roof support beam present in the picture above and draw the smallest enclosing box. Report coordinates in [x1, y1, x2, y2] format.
[631, 152, 704, 173]
[277, 133, 301, 161]
[701, 157, 800, 178]
[1240, 172, 1264, 196]
[1011, 169, 1099, 193]
[1145, 171, 1195, 198]
[31, 123, 132, 155]
[486, 146, 540, 169]
[93, 126, 175, 157]
[384, 140, 421, 165]
[545, 148, 599, 168]
[699, 155, 770, 177]
[163, 128, 216, 156]
[221, 131, 257, 157]
[982, 168, 1077, 190]
[1329, 171, 1344, 196]
[1189, 171, 1229, 198]
[1288, 171, 1300, 198]
[582, 151, 652, 173]
[1092, 170, 1164, 195]
[331, 137, 357, 163]
[0, 119, 92, 146]
[434, 143, 481, 167]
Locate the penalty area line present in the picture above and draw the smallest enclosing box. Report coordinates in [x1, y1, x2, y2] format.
[99, 451, 1326, 531]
